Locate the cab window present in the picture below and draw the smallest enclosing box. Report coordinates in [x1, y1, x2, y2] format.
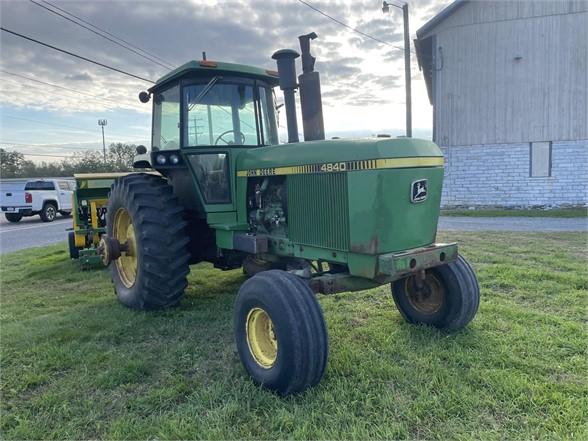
[183, 81, 277, 147]
[152, 85, 180, 150]
[25, 181, 55, 190]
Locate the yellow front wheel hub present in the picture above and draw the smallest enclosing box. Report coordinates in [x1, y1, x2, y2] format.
[113, 207, 137, 288]
[246, 307, 278, 368]
[405, 272, 445, 314]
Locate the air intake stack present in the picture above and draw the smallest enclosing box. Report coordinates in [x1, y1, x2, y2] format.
[298, 32, 325, 141]
[272, 49, 300, 143]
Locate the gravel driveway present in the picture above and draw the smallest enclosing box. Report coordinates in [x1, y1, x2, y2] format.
[438, 216, 587, 232]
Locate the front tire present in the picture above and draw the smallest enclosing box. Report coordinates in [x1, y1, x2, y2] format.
[234, 270, 328, 395]
[40, 203, 57, 222]
[391, 255, 480, 331]
[4, 213, 22, 223]
[107, 174, 190, 310]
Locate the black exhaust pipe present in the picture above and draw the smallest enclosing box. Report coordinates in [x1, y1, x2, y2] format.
[272, 49, 300, 143]
[298, 32, 325, 141]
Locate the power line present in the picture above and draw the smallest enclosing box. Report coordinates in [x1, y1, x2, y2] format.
[1, 115, 148, 140]
[0, 150, 75, 158]
[0, 140, 100, 150]
[296, 0, 408, 53]
[29, 0, 173, 70]
[0, 27, 155, 84]
[0, 69, 136, 107]
[40, 0, 175, 69]
[2, 115, 102, 133]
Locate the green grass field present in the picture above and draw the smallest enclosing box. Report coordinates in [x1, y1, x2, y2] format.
[1, 232, 587, 440]
[441, 207, 588, 218]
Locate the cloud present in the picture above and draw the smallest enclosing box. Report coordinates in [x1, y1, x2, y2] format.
[63, 72, 94, 82]
[0, 0, 442, 154]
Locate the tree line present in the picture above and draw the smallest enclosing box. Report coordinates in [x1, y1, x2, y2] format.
[0, 143, 137, 178]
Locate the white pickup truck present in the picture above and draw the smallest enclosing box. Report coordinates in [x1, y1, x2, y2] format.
[0, 178, 74, 223]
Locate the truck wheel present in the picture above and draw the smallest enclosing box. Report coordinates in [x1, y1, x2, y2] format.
[68, 231, 79, 259]
[107, 174, 190, 310]
[4, 213, 22, 223]
[40, 202, 57, 222]
[234, 270, 328, 396]
[391, 255, 480, 331]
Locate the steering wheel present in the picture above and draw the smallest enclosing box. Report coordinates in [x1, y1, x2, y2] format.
[214, 130, 246, 146]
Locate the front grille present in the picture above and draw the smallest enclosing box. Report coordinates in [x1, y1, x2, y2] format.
[287, 173, 350, 251]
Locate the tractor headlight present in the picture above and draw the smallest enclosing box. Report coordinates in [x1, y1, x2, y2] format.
[156, 154, 167, 165]
[169, 154, 180, 165]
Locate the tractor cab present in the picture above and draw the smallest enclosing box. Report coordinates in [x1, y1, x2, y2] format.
[135, 60, 280, 211]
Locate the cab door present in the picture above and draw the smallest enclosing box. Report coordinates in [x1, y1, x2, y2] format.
[57, 180, 73, 211]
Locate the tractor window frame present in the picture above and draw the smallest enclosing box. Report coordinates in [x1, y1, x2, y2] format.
[179, 77, 277, 149]
[151, 84, 181, 151]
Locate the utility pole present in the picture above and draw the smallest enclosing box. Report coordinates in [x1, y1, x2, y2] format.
[382, 1, 412, 137]
[98, 119, 107, 162]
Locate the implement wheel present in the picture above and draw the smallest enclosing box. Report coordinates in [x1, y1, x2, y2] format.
[391, 255, 480, 330]
[68, 231, 79, 259]
[106, 174, 190, 309]
[234, 270, 328, 395]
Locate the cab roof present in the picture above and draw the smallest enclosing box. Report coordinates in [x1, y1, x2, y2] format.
[150, 60, 279, 91]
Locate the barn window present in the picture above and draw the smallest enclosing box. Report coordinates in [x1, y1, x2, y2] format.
[530, 142, 551, 177]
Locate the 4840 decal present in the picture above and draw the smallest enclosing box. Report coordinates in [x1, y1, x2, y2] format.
[236, 157, 443, 177]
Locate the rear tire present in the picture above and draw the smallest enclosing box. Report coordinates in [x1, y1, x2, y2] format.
[391, 255, 480, 331]
[40, 202, 57, 222]
[4, 213, 22, 223]
[234, 270, 328, 395]
[107, 174, 190, 310]
[68, 231, 80, 259]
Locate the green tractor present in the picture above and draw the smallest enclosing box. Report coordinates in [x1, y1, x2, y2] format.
[98, 35, 479, 396]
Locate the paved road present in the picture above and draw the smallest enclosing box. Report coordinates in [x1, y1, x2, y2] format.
[0, 215, 71, 254]
[0, 215, 586, 255]
[438, 216, 587, 232]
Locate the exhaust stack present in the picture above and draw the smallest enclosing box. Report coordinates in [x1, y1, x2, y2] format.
[272, 49, 300, 143]
[298, 32, 325, 141]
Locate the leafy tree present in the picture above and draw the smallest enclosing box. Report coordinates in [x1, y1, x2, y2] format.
[0, 149, 35, 178]
[0, 143, 139, 178]
[108, 143, 136, 171]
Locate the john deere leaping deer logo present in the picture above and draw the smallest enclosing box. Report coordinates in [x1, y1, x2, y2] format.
[411, 179, 428, 203]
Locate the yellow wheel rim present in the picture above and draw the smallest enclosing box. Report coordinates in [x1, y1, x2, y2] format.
[405, 273, 445, 315]
[113, 208, 137, 288]
[246, 307, 278, 368]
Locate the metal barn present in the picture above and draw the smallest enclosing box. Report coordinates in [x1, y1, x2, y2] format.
[415, 0, 588, 207]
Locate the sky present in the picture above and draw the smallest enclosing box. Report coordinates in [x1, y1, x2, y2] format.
[0, 0, 449, 162]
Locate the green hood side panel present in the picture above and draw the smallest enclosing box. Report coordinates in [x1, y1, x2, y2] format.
[236, 138, 443, 171]
[347, 167, 443, 256]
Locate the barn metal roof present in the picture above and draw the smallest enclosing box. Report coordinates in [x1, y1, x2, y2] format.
[416, 0, 468, 38]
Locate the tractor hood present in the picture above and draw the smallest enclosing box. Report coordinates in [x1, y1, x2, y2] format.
[236, 137, 443, 175]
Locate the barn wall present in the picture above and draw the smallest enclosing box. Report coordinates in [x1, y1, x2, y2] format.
[430, 1, 588, 146]
[440, 140, 588, 207]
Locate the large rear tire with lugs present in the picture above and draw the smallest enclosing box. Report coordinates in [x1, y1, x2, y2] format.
[391, 255, 480, 331]
[234, 270, 328, 396]
[106, 173, 190, 310]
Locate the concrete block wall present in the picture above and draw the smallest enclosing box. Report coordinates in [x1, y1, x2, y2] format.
[440, 140, 588, 208]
